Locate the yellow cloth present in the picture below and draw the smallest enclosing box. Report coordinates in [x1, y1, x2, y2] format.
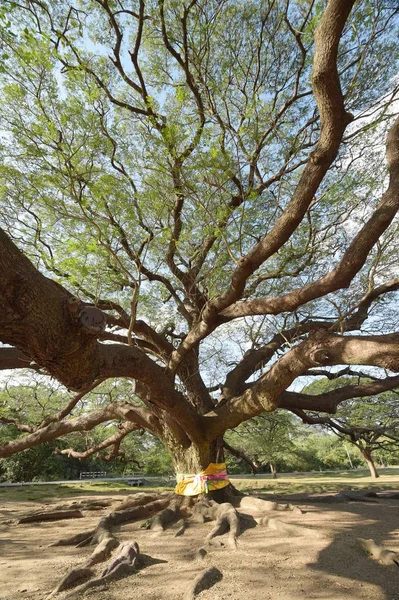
[175, 462, 229, 496]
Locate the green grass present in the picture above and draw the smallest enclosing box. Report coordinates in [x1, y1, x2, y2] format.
[0, 467, 398, 502]
[231, 466, 399, 495]
[0, 481, 157, 503]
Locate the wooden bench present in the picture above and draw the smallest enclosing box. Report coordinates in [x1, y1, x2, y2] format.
[79, 471, 107, 479]
[126, 473, 147, 487]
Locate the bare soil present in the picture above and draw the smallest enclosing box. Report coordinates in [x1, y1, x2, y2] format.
[0, 491, 398, 600]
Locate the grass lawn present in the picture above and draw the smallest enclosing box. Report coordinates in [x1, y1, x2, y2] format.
[0, 467, 398, 502]
[231, 466, 399, 495]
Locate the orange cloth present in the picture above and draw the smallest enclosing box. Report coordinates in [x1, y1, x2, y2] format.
[175, 462, 229, 496]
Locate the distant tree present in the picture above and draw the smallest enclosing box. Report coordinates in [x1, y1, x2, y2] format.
[296, 431, 362, 471]
[225, 412, 297, 477]
[297, 377, 399, 478]
[0, 441, 74, 482]
[0, 377, 162, 479]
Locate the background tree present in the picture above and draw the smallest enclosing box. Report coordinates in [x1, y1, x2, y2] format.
[0, 0, 399, 500]
[225, 412, 297, 477]
[0, 377, 156, 479]
[295, 377, 399, 478]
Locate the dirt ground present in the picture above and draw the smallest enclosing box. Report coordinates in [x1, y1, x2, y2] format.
[0, 490, 398, 600]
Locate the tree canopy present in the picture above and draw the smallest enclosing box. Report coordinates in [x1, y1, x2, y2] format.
[1, 0, 399, 482]
[297, 377, 399, 477]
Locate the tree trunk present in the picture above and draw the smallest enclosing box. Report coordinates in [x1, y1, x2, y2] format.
[171, 439, 223, 475]
[359, 447, 380, 479]
[270, 463, 277, 479]
[167, 436, 236, 502]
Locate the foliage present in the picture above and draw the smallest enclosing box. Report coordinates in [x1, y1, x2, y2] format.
[299, 376, 399, 475]
[226, 412, 298, 473]
[0, 442, 73, 482]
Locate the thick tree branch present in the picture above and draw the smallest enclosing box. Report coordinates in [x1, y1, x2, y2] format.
[222, 116, 399, 319]
[0, 405, 117, 458]
[279, 374, 399, 414]
[168, 0, 356, 370]
[203, 331, 399, 438]
[221, 321, 332, 400]
[0, 228, 203, 435]
[38, 379, 106, 429]
[221, 274, 399, 401]
[0, 417, 35, 433]
[0, 401, 160, 459]
[223, 440, 259, 475]
[0, 347, 32, 371]
[54, 421, 140, 460]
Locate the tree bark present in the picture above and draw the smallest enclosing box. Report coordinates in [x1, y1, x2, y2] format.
[359, 447, 380, 479]
[170, 436, 224, 475]
[270, 463, 277, 479]
[167, 435, 236, 502]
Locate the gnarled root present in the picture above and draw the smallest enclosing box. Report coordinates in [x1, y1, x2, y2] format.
[49, 530, 95, 547]
[48, 494, 174, 597]
[101, 541, 140, 576]
[239, 496, 299, 512]
[174, 518, 187, 537]
[255, 516, 321, 537]
[45, 568, 93, 599]
[205, 503, 239, 549]
[18, 509, 84, 524]
[190, 498, 217, 523]
[64, 542, 140, 599]
[358, 538, 399, 566]
[45, 490, 309, 598]
[183, 567, 223, 600]
[149, 500, 180, 533]
[83, 536, 119, 567]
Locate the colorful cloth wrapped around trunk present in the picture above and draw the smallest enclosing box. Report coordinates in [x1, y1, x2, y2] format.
[175, 462, 230, 496]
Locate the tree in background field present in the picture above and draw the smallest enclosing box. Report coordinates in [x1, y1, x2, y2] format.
[224, 414, 368, 475]
[225, 412, 297, 477]
[296, 377, 399, 478]
[0, 0, 399, 504]
[0, 376, 173, 480]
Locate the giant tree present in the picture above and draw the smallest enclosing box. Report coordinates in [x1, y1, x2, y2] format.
[1, 0, 399, 502]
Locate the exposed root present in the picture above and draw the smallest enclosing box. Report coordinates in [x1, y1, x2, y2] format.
[149, 500, 181, 533]
[101, 541, 140, 576]
[45, 568, 93, 599]
[174, 518, 187, 537]
[51, 500, 113, 511]
[239, 496, 295, 512]
[83, 536, 119, 567]
[48, 495, 174, 596]
[358, 538, 399, 566]
[62, 496, 172, 548]
[64, 542, 140, 599]
[183, 567, 223, 600]
[16, 500, 113, 526]
[205, 503, 239, 549]
[105, 496, 172, 528]
[255, 516, 322, 538]
[283, 490, 387, 504]
[191, 498, 217, 523]
[39, 490, 313, 597]
[117, 492, 166, 511]
[49, 531, 95, 547]
[18, 509, 84, 524]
